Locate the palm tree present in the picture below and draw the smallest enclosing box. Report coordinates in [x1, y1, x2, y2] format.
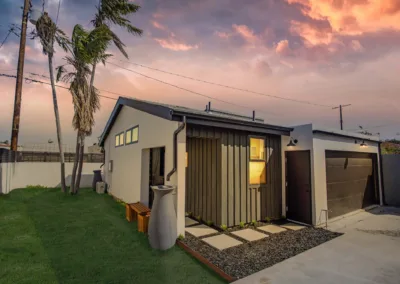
[57, 24, 111, 194]
[73, 0, 143, 189]
[34, 12, 70, 193]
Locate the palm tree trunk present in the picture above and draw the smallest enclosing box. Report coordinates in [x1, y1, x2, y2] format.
[75, 133, 85, 193]
[70, 131, 80, 194]
[48, 54, 66, 193]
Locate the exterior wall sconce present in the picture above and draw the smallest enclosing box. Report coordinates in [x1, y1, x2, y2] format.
[287, 138, 298, 147]
[354, 140, 368, 148]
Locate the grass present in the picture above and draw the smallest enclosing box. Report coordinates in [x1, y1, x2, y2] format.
[0, 188, 226, 284]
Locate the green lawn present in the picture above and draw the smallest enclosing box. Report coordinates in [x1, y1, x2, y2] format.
[0, 188, 225, 284]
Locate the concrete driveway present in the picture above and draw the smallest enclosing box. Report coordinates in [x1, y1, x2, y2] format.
[234, 207, 400, 284]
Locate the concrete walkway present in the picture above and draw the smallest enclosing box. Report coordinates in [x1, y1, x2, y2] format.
[234, 207, 400, 284]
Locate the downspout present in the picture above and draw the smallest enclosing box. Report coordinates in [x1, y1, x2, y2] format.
[166, 116, 186, 181]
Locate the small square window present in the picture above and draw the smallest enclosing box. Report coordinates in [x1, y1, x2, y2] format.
[250, 138, 265, 160]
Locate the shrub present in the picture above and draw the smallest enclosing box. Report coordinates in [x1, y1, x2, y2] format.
[196, 215, 202, 222]
[26, 185, 47, 189]
[186, 212, 193, 217]
[220, 224, 228, 231]
[281, 215, 286, 220]
[206, 220, 213, 226]
[265, 217, 271, 223]
[239, 221, 245, 228]
[178, 234, 185, 241]
[251, 220, 257, 226]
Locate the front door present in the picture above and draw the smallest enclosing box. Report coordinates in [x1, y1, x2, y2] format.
[149, 147, 165, 208]
[286, 151, 312, 224]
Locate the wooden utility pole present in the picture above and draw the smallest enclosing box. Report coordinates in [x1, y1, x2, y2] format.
[10, 0, 31, 151]
[332, 104, 351, 130]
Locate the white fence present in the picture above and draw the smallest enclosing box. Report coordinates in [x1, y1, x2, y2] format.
[0, 162, 102, 194]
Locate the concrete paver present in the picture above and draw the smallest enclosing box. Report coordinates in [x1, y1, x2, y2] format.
[203, 234, 243, 250]
[232, 229, 268, 241]
[281, 222, 306, 231]
[185, 217, 199, 227]
[258, 224, 287, 234]
[185, 224, 218, 237]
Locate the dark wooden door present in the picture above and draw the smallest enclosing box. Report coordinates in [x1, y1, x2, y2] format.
[286, 151, 312, 224]
[326, 151, 378, 219]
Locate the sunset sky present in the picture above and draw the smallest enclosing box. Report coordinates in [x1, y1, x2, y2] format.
[0, 0, 399, 148]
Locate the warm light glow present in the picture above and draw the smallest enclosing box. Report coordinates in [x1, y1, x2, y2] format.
[249, 161, 266, 184]
[250, 138, 265, 160]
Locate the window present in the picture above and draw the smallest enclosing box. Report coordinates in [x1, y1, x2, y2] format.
[126, 125, 139, 145]
[115, 132, 124, 147]
[249, 137, 266, 184]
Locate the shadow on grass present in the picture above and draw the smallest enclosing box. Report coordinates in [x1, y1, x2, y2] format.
[26, 188, 225, 284]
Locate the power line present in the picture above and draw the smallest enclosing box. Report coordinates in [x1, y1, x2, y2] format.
[347, 123, 399, 132]
[106, 61, 280, 117]
[55, 0, 62, 25]
[0, 73, 118, 101]
[112, 58, 333, 108]
[0, 30, 12, 49]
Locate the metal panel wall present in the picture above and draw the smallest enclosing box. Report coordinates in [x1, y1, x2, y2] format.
[186, 125, 282, 227]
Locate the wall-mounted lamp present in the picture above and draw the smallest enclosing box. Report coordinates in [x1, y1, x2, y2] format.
[354, 140, 368, 148]
[287, 138, 298, 147]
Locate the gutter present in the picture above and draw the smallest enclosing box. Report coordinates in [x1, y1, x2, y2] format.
[166, 116, 186, 181]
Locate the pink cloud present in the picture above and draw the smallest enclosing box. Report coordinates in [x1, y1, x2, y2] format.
[151, 20, 167, 31]
[290, 20, 334, 46]
[154, 38, 199, 51]
[275, 40, 292, 55]
[350, 40, 364, 52]
[214, 31, 231, 39]
[232, 24, 258, 44]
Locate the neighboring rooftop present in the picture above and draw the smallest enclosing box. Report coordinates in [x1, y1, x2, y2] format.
[312, 126, 380, 142]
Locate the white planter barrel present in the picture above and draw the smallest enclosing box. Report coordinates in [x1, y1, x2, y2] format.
[148, 185, 177, 250]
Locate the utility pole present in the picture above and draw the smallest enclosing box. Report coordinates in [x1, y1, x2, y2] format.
[332, 104, 351, 130]
[10, 0, 31, 151]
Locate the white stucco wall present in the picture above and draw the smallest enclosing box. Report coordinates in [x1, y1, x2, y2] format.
[282, 124, 382, 226]
[0, 162, 102, 194]
[103, 106, 186, 236]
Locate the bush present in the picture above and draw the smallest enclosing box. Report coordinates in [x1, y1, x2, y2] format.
[265, 217, 271, 223]
[239, 221, 245, 228]
[220, 224, 227, 231]
[178, 234, 185, 241]
[251, 220, 257, 226]
[196, 215, 202, 222]
[26, 185, 47, 189]
[206, 220, 213, 226]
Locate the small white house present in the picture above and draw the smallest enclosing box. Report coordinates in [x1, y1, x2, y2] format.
[282, 124, 382, 226]
[99, 98, 383, 236]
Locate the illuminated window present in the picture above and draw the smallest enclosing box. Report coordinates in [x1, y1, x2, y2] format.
[249, 137, 266, 185]
[115, 132, 124, 147]
[126, 129, 132, 144]
[126, 126, 139, 145]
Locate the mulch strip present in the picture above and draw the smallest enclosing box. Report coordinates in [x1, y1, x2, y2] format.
[181, 227, 342, 280]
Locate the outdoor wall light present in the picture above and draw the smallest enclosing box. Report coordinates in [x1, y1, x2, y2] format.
[287, 138, 298, 147]
[355, 140, 368, 148]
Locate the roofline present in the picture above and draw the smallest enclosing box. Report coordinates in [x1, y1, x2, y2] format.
[99, 97, 292, 146]
[312, 130, 380, 143]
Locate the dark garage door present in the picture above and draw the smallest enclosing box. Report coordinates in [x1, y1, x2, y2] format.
[326, 151, 379, 219]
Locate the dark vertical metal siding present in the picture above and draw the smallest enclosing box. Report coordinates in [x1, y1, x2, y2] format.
[186, 126, 282, 226]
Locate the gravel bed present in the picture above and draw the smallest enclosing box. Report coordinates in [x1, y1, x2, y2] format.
[182, 227, 342, 280]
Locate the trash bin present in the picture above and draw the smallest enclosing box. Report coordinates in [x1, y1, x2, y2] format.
[92, 170, 102, 191]
[148, 185, 177, 250]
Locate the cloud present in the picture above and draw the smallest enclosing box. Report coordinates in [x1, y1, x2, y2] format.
[290, 20, 334, 46]
[214, 31, 231, 39]
[151, 20, 168, 31]
[254, 59, 273, 76]
[350, 40, 364, 52]
[154, 38, 199, 51]
[275, 40, 292, 55]
[232, 24, 258, 45]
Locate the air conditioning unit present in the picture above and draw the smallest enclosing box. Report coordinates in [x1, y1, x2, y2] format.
[96, 182, 106, 194]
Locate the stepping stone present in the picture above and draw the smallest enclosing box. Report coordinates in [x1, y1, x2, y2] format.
[185, 224, 218, 237]
[258, 224, 287, 234]
[232, 229, 268, 242]
[281, 223, 306, 231]
[203, 234, 242, 250]
[185, 217, 199, 227]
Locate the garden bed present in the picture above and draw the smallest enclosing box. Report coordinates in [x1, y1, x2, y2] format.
[181, 227, 342, 280]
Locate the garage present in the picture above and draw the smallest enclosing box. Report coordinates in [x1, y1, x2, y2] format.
[325, 151, 379, 219]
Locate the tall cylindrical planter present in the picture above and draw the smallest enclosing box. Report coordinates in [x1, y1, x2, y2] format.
[92, 170, 102, 191]
[148, 185, 177, 250]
